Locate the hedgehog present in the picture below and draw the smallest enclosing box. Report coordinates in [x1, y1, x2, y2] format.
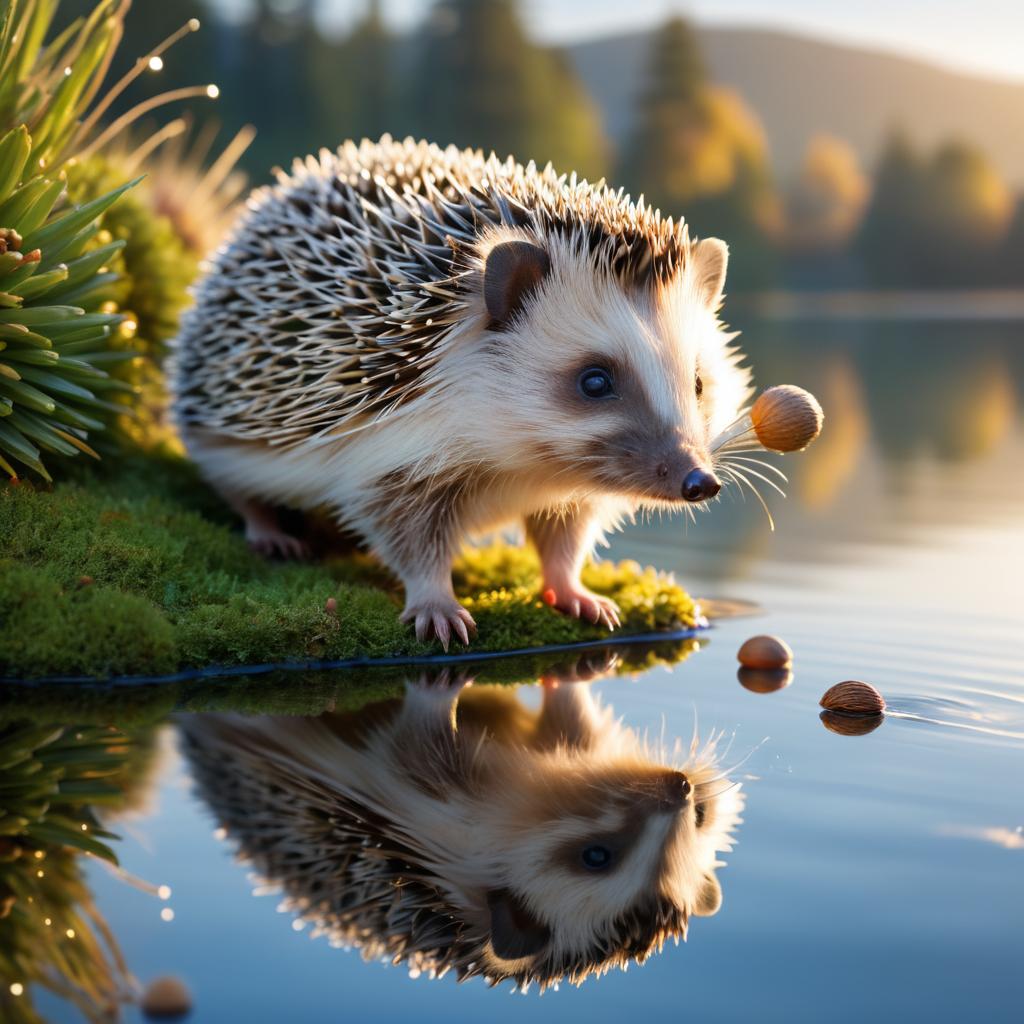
[178, 665, 744, 992]
[172, 135, 752, 647]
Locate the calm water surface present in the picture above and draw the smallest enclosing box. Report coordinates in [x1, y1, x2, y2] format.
[24, 314, 1024, 1021]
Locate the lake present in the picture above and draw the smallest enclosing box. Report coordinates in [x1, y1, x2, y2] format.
[14, 309, 1024, 1022]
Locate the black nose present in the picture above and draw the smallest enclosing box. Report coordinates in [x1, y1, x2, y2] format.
[682, 468, 721, 502]
[656, 771, 691, 810]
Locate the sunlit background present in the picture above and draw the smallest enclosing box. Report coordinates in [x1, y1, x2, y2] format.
[60, 0, 1024, 291]
[4, 3, 1024, 1022]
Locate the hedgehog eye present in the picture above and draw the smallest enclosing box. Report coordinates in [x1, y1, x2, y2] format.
[581, 844, 613, 871]
[578, 367, 615, 400]
[695, 374, 704, 399]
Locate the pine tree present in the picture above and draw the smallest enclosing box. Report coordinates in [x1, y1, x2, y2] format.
[858, 132, 1012, 287]
[312, 0, 401, 145]
[857, 129, 925, 286]
[618, 17, 779, 287]
[347, 0, 400, 141]
[997, 198, 1024, 286]
[410, 0, 607, 178]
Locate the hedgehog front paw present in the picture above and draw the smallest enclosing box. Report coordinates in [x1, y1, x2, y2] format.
[542, 583, 621, 630]
[245, 522, 310, 560]
[401, 597, 477, 651]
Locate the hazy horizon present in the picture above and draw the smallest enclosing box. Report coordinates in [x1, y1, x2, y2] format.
[266, 0, 1024, 86]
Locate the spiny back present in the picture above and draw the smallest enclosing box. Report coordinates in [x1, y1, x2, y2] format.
[173, 136, 695, 447]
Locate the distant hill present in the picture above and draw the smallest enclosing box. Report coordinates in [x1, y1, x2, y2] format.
[567, 26, 1024, 185]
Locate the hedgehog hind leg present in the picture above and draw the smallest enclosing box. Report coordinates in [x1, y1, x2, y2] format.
[224, 489, 310, 561]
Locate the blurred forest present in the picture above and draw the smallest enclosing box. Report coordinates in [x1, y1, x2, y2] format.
[62, 0, 1024, 291]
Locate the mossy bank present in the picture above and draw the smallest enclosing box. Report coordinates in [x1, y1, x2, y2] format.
[0, 452, 699, 681]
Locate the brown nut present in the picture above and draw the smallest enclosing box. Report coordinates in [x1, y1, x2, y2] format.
[750, 385, 824, 453]
[141, 976, 192, 1019]
[738, 667, 793, 693]
[820, 680, 885, 715]
[820, 710, 885, 737]
[737, 634, 792, 670]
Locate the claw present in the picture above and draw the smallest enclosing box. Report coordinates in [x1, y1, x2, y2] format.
[402, 596, 475, 649]
[543, 582, 620, 632]
[414, 613, 430, 643]
[247, 528, 309, 561]
[433, 613, 451, 651]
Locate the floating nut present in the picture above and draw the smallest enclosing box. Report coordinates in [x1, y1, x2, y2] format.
[819, 680, 886, 715]
[750, 385, 824, 453]
[141, 976, 192, 1020]
[737, 634, 792, 670]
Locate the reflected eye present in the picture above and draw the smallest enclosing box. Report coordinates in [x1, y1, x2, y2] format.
[578, 367, 615, 400]
[581, 845, 613, 871]
[695, 374, 703, 399]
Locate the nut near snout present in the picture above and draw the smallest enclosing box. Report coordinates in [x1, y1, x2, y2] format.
[819, 680, 886, 716]
[750, 385, 824, 453]
[737, 634, 792, 670]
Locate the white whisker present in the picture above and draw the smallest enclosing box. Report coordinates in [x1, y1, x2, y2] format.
[723, 464, 775, 530]
[721, 462, 786, 498]
[720, 455, 788, 482]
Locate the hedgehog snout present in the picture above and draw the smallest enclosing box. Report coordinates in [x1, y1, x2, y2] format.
[666, 444, 720, 503]
[681, 468, 721, 503]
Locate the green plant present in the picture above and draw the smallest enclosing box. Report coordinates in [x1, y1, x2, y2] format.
[0, 0, 218, 479]
[0, 721, 135, 1023]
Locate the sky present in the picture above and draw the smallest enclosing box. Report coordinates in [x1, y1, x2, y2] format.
[296, 0, 1024, 84]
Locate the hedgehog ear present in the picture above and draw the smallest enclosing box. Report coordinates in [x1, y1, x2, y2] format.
[487, 889, 551, 960]
[693, 238, 729, 309]
[692, 872, 723, 917]
[484, 240, 550, 328]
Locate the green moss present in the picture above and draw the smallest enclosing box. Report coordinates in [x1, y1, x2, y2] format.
[0, 562, 177, 679]
[0, 452, 698, 681]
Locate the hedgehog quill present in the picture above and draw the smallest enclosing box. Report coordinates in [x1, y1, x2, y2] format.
[174, 136, 813, 648]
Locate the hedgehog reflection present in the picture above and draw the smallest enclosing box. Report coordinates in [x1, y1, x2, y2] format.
[180, 657, 743, 992]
